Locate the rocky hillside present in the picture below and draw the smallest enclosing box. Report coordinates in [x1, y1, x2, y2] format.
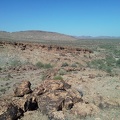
[0, 30, 77, 42]
[0, 39, 120, 120]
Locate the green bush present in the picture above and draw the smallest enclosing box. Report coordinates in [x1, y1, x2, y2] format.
[71, 63, 77, 68]
[106, 66, 112, 73]
[36, 62, 44, 68]
[116, 59, 120, 67]
[44, 63, 52, 69]
[88, 59, 104, 69]
[58, 69, 66, 75]
[36, 62, 52, 69]
[88, 59, 113, 73]
[53, 75, 63, 80]
[0, 88, 6, 93]
[61, 62, 69, 67]
[0, 67, 2, 71]
[99, 44, 115, 50]
[105, 56, 116, 67]
[41, 74, 46, 80]
[10, 59, 22, 67]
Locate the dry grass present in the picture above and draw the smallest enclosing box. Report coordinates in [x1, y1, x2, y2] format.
[20, 111, 48, 120]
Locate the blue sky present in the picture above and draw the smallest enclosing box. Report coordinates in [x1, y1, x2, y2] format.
[0, 0, 120, 36]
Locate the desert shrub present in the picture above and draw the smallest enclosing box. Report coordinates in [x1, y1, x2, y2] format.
[61, 62, 69, 67]
[36, 62, 44, 68]
[0, 67, 2, 71]
[0, 53, 27, 70]
[0, 88, 6, 93]
[36, 62, 52, 69]
[99, 44, 115, 50]
[105, 56, 116, 67]
[10, 59, 22, 67]
[113, 50, 120, 57]
[71, 63, 77, 68]
[41, 75, 46, 80]
[44, 63, 52, 69]
[53, 75, 63, 80]
[88, 59, 113, 73]
[88, 59, 104, 69]
[105, 66, 112, 73]
[116, 59, 120, 67]
[58, 69, 66, 75]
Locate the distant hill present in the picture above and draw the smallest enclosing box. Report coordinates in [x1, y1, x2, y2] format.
[0, 30, 77, 42]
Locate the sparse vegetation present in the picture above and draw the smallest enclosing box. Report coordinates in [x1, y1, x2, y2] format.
[0, 67, 2, 71]
[0, 74, 11, 81]
[10, 59, 22, 67]
[88, 53, 120, 74]
[53, 75, 63, 80]
[71, 63, 77, 68]
[0, 88, 6, 94]
[41, 74, 47, 80]
[88, 59, 112, 73]
[35, 62, 44, 68]
[116, 59, 120, 67]
[58, 69, 66, 75]
[36, 62, 52, 69]
[0, 53, 26, 70]
[61, 62, 69, 67]
[20, 110, 49, 120]
[44, 63, 53, 69]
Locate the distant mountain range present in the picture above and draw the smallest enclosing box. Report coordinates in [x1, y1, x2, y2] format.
[75, 36, 120, 39]
[0, 30, 120, 42]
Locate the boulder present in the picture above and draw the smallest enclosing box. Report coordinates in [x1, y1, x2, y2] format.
[0, 103, 23, 120]
[35, 80, 82, 115]
[33, 80, 71, 95]
[66, 88, 83, 103]
[37, 90, 66, 114]
[13, 81, 32, 97]
[24, 96, 38, 112]
[64, 96, 73, 110]
[12, 96, 38, 112]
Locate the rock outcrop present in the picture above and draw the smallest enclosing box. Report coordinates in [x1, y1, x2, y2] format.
[0, 80, 99, 120]
[13, 81, 32, 97]
[0, 41, 93, 54]
[0, 102, 24, 120]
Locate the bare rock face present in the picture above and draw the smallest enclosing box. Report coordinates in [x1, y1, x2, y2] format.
[13, 81, 32, 97]
[0, 103, 24, 120]
[12, 96, 38, 112]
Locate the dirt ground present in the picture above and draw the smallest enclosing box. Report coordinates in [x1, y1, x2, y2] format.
[0, 41, 120, 120]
